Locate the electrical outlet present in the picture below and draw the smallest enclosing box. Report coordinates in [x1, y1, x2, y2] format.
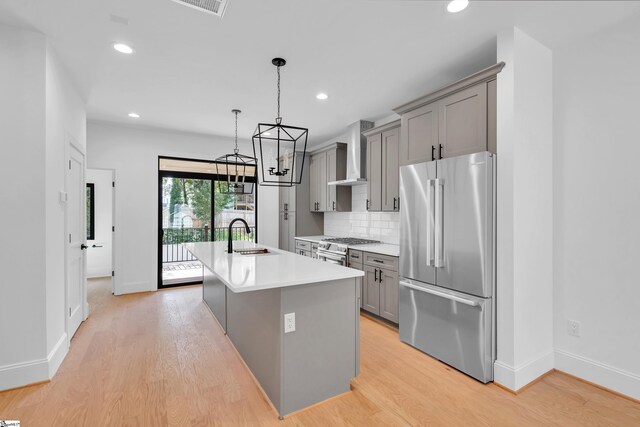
[568, 320, 581, 337]
[284, 312, 296, 333]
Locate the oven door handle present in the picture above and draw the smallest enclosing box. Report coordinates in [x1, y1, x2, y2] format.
[318, 252, 346, 262]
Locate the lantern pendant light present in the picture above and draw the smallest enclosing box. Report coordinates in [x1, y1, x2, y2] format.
[252, 58, 309, 187]
[215, 109, 257, 195]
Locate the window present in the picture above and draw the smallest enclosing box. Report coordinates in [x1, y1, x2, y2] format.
[86, 183, 95, 240]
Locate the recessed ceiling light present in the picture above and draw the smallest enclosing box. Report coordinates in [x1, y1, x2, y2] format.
[316, 93, 328, 100]
[128, 112, 140, 118]
[447, 0, 469, 13]
[113, 43, 134, 54]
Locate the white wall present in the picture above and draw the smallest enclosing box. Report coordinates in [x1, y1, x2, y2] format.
[0, 25, 48, 388]
[553, 15, 640, 399]
[494, 27, 554, 391]
[86, 169, 114, 278]
[86, 121, 278, 295]
[0, 24, 86, 390]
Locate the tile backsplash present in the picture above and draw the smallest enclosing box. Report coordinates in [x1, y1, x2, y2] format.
[324, 185, 400, 245]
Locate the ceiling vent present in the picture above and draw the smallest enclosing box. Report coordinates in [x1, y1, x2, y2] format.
[169, 0, 230, 18]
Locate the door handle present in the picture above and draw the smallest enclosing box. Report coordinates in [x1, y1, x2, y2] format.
[378, 269, 383, 283]
[374, 269, 378, 282]
[400, 281, 479, 307]
[393, 197, 396, 211]
[80, 244, 89, 250]
[431, 145, 435, 161]
[92, 244, 103, 248]
[284, 203, 288, 211]
[333, 201, 336, 211]
[426, 179, 434, 267]
[439, 144, 444, 160]
[366, 199, 370, 210]
[284, 212, 288, 220]
[434, 178, 444, 268]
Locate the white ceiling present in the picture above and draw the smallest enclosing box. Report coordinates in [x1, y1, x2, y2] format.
[2, 0, 639, 145]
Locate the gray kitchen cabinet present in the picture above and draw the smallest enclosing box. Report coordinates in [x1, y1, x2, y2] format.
[348, 250, 364, 308]
[364, 120, 401, 212]
[309, 143, 351, 212]
[399, 103, 438, 166]
[365, 133, 382, 211]
[379, 267, 399, 323]
[363, 265, 380, 315]
[393, 63, 504, 166]
[362, 252, 399, 323]
[438, 84, 487, 159]
[382, 127, 400, 211]
[278, 152, 323, 253]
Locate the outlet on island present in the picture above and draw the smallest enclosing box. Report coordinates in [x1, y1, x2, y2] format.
[284, 312, 296, 333]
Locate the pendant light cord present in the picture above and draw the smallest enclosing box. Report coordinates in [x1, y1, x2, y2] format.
[276, 64, 282, 124]
[234, 110, 239, 154]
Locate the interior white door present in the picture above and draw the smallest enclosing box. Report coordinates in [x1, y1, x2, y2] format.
[67, 144, 86, 339]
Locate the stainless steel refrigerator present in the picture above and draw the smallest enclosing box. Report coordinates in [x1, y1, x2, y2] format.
[399, 151, 495, 383]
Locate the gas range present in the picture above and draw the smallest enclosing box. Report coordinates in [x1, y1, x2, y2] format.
[317, 237, 381, 265]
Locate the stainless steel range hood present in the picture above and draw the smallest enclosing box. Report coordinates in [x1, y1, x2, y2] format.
[328, 120, 374, 186]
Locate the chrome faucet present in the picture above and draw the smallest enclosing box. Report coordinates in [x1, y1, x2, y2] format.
[227, 218, 252, 254]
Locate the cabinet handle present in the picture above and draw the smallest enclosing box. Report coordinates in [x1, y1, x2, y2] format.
[333, 201, 336, 211]
[378, 269, 383, 284]
[284, 203, 288, 211]
[284, 212, 288, 220]
[366, 199, 370, 210]
[439, 144, 444, 160]
[374, 269, 378, 282]
[396, 197, 400, 211]
[393, 197, 396, 210]
[373, 259, 384, 264]
[431, 145, 436, 161]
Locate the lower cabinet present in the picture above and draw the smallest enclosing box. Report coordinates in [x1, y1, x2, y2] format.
[362, 255, 399, 323]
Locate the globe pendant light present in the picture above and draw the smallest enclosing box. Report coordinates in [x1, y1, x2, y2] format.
[252, 58, 308, 187]
[215, 109, 257, 195]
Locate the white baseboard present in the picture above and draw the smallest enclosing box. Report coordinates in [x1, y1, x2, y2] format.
[47, 333, 69, 378]
[494, 350, 555, 391]
[0, 333, 69, 391]
[555, 349, 640, 400]
[116, 280, 152, 295]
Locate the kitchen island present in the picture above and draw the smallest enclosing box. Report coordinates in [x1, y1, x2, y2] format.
[184, 241, 364, 419]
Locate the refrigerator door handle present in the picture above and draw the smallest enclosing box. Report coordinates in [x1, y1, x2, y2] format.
[400, 281, 479, 307]
[426, 179, 434, 267]
[434, 178, 444, 268]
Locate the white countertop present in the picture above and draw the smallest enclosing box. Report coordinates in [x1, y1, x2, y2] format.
[295, 236, 400, 257]
[293, 235, 333, 243]
[184, 241, 363, 293]
[348, 243, 400, 257]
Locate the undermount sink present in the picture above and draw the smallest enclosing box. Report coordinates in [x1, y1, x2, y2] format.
[234, 248, 270, 255]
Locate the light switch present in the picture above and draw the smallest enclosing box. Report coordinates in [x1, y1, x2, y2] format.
[59, 191, 68, 203]
[284, 312, 296, 333]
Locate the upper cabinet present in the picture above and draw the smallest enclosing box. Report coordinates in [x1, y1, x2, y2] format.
[364, 120, 401, 212]
[393, 62, 504, 166]
[309, 143, 352, 212]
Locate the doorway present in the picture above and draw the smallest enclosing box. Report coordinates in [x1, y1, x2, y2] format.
[86, 169, 114, 282]
[158, 156, 257, 289]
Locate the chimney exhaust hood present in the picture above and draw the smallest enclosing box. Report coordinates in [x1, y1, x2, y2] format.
[328, 120, 374, 186]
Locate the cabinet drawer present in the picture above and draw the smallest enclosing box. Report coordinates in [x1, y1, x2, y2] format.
[347, 261, 363, 271]
[295, 239, 311, 251]
[364, 252, 399, 271]
[296, 249, 311, 257]
[311, 243, 319, 252]
[348, 250, 363, 263]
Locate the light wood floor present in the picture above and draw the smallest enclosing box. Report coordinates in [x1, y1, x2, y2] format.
[1, 278, 639, 426]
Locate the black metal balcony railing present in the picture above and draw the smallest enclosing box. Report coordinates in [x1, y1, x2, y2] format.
[162, 225, 255, 263]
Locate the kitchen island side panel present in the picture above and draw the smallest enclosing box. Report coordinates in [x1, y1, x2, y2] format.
[203, 266, 227, 332]
[281, 278, 358, 415]
[225, 287, 283, 413]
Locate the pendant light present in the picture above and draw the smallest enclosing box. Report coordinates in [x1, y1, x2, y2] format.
[252, 58, 308, 187]
[215, 109, 257, 195]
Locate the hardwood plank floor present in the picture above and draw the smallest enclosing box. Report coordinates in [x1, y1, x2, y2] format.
[1, 278, 638, 426]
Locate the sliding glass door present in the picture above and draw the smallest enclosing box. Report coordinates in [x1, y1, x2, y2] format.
[158, 157, 257, 288]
